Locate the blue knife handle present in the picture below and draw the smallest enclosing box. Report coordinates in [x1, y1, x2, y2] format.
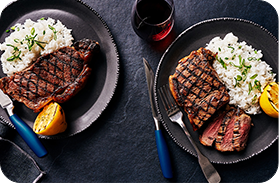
[155, 130, 173, 179]
[9, 114, 47, 157]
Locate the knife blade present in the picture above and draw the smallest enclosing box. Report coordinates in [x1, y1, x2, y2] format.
[0, 89, 47, 157]
[143, 58, 173, 179]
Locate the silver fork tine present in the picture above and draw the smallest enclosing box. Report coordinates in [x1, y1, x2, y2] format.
[158, 86, 169, 112]
[160, 85, 179, 116]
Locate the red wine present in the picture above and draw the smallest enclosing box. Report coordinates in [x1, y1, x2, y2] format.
[131, 0, 174, 41]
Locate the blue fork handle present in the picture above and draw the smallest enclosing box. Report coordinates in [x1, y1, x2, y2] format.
[9, 114, 48, 157]
[155, 130, 173, 179]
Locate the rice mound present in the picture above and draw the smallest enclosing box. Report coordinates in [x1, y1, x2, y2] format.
[206, 32, 276, 114]
[0, 18, 74, 76]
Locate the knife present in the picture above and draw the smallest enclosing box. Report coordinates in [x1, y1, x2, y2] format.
[0, 89, 47, 157]
[143, 58, 173, 179]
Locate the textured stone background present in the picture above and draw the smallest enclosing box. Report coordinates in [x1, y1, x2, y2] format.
[0, 0, 278, 182]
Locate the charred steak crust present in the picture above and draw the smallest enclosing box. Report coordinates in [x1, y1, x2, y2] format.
[215, 107, 252, 152]
[0, 39, 100, 112]
[169, 47, 230, 131]
[199, 105, 252, 152]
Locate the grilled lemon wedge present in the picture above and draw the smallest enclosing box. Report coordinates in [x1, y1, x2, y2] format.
[259, 82, 278, 118]
[33, 102, 67, 135]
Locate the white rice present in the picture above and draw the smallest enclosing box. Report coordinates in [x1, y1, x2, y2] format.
[0, 18, 74, 76]
[206, 32, 276, 114]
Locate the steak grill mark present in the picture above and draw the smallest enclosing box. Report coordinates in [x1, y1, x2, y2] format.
[15, 48, 84, 102]
[169, 48, 230, 131]
[0, 39, 100, 112]
[175, 55, 223, 127]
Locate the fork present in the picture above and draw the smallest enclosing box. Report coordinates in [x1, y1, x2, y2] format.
[159, 85, 221, 183]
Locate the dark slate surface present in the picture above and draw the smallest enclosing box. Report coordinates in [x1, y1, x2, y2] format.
[0, 0, 278, 182]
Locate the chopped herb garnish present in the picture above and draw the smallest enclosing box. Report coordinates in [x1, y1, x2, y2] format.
[10, 26, 16, 31]
[230, 55, 255, 91]
[248, 57, 259, 61]
[252, 95, 257, 104]
[7, 51, 21, 61]
[250, 74, 258, 79]
[248, 82, 253, 94]
[6, 44, 22, 61]
[31, 27, 35, 35]
[248, 80, 262, 94]
[229, 61, 242, 69]
[6, 29, 10, 33]
[35, 40, 47, 49]
[234, 77, 241, 87]
[40, 17, 45, 20]
[48, 25, 57, 41]
[228, 46, 235, 53]
[218, 47, 221, 51]
[216, 56, 227, 69]
[254, 80, 261, 92]
[22, 28, 47, 51]
[14, 39, 20, 43]
[236, 75, 242, 81]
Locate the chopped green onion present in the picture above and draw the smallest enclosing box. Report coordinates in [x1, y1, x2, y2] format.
[35, 40, 47, 49]
[229, 62, 242, 69]
[14, 39, 20, 43]
[252, 95, 257, 104]
[216, 56, 227, 69]
[6, 44, 21, 61]
[248, 82, 252, 94]
[234, 77, 241, 87]
[248, 80, 262, 95]
[48, 25, 57, 41]
[236, 75, 242, 81]
[254, 80, 261, 92]
[31, 27, 35, 35]
[250, 74, 258, 79]
[228, 46, 235, 53]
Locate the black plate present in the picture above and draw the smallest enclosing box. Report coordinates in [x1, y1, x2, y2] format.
[0, 0, 119, 139]
[154, 18, 278, 164]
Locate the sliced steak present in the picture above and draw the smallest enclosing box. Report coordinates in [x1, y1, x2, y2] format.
[169, 47, 230, 131]
[199, 105, 235, 146]
[215, 107, 252, 152]
[0, 39, 100, 112]
[200, 105, 252, 152]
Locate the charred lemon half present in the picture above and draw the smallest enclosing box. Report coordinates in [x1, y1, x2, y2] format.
[33, 102, 67, 135]
[259, 82, 278, 118]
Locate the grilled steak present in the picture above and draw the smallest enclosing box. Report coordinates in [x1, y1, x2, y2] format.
[199, 108, 228, 146]
[200, 105, 252, 152]
[0, 39, 100, 112]
[215, 107, 252, 152]
[169, 47, 230, 131]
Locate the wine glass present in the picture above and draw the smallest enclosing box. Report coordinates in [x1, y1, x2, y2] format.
[131, 0, 175, 42]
